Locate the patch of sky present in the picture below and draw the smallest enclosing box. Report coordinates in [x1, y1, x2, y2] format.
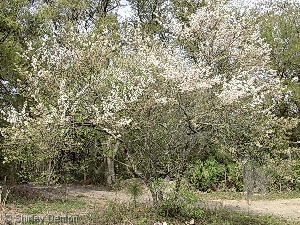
[116, 0, 133, 20]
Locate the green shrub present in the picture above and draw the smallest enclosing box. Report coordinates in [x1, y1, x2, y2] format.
[227, 162, 243, 191]
[185, 157, 245, 192]
[158, 183, 202, 219]
[127, 179, 143, 208]
[185, 158, 226, 191]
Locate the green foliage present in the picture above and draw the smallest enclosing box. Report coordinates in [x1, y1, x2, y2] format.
[257, 0, 300, 146]
[292, 162, 300, 189]
[258, 1, 300, 79]
[158, 183, 201, 219]
[17, 168, 32, 183]
[0, 1, 28, 116]
[127, 0, 170, 38]
[0, 0, 48, 182]
[22, 198, 86, 214]
[266, 159, 300, 192]
[226, 162, 243, 191]
[186, 158, 244, 192]
[185, 158, 226, 191]
[127, 179, 143, 208]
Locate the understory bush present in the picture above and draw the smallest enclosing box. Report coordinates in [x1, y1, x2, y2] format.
[186, 156, 300, 193]
[185, 157, 243, 192]
[158, 183, 202, 219]
[79, 201, 295, 225]
[268, 160, 300, 192]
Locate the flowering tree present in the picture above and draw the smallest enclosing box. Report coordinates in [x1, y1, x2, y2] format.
[1, 25, 135, 183]
[113, 3, 291, 202]
[0, 2, 295, 203]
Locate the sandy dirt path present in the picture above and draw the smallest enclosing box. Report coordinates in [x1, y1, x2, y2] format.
[1, 184, 300, 221]
[195, 197, 300, 220]
[67, 185, 152, 205]
[67, 185, 300, 220]
[222, 198, 300, 220]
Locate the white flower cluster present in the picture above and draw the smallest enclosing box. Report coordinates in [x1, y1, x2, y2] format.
[2, 5, 285, 148]
[170, 2, 280, 109]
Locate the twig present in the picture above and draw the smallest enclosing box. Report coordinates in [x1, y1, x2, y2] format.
[0, 186, 11, 210]
[123, 217, 134, 225]
[2, 188, 10, 208]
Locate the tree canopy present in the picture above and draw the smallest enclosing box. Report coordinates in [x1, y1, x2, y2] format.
[0, 0, 299, 202]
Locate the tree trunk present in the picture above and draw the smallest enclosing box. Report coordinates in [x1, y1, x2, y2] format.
[149, 185, 164, 206]
[150, 189, 163, 206]
[105, 140, 119, 186]
[105, 157, 115, 186]
[83, 169, 87, 182]
[47, 160, 52, 185]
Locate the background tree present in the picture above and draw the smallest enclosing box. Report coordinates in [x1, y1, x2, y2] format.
[0, 0, 48, 181]
[257, 0, 300, 153]
[0, 0, 42, 119]
[170, 1, 294, 195]
[126, 0, 170, 38]
[1, 22, 124, 184]
[0, 0, 124, 183]
[257, 0, 300, 80]
[35, 0, 121, 33]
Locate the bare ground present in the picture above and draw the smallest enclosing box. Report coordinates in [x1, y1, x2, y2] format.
[196, 198, 300, 220]
[1, 184, 300, 221]
[67, 185, 300, 220]
[66, 184, 153, 206]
